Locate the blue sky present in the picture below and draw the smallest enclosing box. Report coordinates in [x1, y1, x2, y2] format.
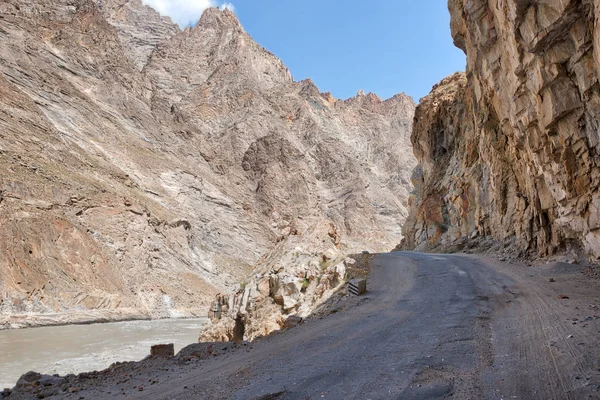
[142, 0, 466, 102]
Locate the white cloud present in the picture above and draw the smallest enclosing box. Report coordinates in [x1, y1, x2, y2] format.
[220, 2, 235, 11]
[142, 0, 235, 28]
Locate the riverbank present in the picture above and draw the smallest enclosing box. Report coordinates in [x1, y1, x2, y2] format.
[0, 308, 207, 330]
[0, 318, 208, 390]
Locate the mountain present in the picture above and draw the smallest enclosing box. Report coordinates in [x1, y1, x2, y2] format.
[0, 0, 416, 328]
[402, 0, 600, 261]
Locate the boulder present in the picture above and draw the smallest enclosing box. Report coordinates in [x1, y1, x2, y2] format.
[150, 344, 174, 358]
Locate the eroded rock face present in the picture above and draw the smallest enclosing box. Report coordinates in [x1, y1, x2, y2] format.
[199, 221, 351, 342]
[0, 1, 415, 328]
[101, 0, 179, 70]
[403, 0, 600, 260]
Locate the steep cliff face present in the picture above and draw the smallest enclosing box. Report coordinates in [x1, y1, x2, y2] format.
[0, 0, 416, 328]
[101, 0, 179, 70]
[403, 0, 600, 260]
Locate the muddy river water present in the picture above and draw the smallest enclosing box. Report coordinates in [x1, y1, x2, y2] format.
[0, 318, 208, 390]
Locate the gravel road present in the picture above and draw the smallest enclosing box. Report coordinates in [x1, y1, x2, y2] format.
[6, 252, 600, 399]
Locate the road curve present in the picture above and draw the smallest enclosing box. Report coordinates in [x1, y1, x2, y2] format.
[135, 252, 600, 400]
[7, 252, 600, 399]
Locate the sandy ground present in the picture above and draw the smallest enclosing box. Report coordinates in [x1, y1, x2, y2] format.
[4, 252, 600, 399]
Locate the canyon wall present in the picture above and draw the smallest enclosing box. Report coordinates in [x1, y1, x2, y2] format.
[0, 0, 416, 328]
[403, 0, 600, 260]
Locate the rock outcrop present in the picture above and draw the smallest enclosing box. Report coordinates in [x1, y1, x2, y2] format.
[403, 0, 600, 260]
[0, 1, 416, 328]
[199, 222, 352, 341]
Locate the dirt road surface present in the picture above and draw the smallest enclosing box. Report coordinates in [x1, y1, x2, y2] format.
[6, 252, 600, 399]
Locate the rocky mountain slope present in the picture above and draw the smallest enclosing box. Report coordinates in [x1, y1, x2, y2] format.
[0, 0, 416, 329]
[402, 0, 600, 261]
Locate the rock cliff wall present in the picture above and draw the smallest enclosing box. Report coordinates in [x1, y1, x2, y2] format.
[403, 0, 600, 260]
[0, 1, 416, 328]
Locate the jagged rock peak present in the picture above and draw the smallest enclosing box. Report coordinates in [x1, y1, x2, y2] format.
[197, 7, 241, 30]
[297, 79, 412, 108]
[102, 0, 179, 70]
[342, 90, 414, 109]
[385, 92, 414, 105]
[104, 0, 177, 27]
[299, 78, 318, 88]
[321, 91, 336, 104]
[299, 78, 321, 97]
[366, 92, 382, 102]
[431, 72, 465, 88]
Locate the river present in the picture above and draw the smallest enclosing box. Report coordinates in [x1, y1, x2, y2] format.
[0, 318, 208, 390]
